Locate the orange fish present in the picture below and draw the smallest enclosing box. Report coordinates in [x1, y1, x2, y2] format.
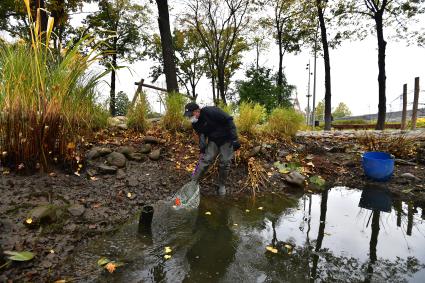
[175, 197, 181, 206]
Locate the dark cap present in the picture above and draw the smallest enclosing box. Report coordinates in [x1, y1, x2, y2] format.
[184, 102, 200, 117]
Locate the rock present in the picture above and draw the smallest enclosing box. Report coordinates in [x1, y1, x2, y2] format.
[149, 149, 161, 161]
[400, 173, 421, 181]
[139, 144, 152, 154]
[278, 150, 290, 158]
[117, 146, 136, 157]
[107, 116, 128, 127]
[97, 164, 118, 174]
[117, 123, 128, 130]
[143, 136, 166, 144]
[128, 153, 146, 162]
[106, 152, 127, 168]
[67, 204, 85, 217]
[28, 205, 59, 225]
[284, 171, 306, 187]
[86, 147, 112, 160]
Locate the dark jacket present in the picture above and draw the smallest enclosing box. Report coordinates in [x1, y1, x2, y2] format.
[192, 106, 238, 146]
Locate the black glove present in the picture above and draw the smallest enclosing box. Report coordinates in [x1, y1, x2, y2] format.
[199, 134, 207, 153]
[232, 140, 241, 151]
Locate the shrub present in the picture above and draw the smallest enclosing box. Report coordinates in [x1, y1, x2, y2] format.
[235, 102, 266, 135]
[161, 92, 189, 132]
[265, 107, 304, 137]
[127, 92, 150, 132]
[217, 100, 237, 115]
[0, 10, 105, 171]
[408, 118, 425, 128]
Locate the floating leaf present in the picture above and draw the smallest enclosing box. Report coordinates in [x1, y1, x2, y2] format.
[97, 257, 111, 267]
[266, 246, 278, 253]
[205, 211, 211, 215]
[105, 262, 116, 273]
[258, 207, 263, 210]
[4, 251, 35, 261]
[54, 280, 67, 283]
[26, 218, 33, 224]
[164, 247, 172, 254]
[164, 255, 172, 260]
[245, 209, 250, 213]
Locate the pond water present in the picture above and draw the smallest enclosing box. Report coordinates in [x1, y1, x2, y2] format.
[67, 187, 425, 282]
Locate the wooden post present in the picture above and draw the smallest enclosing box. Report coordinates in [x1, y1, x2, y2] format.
[411, 77, 420, 130]
[401, 84, 407, 130]
[131, 79, 145, 107]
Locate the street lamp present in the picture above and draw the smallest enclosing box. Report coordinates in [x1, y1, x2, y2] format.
[306, 61, 312, 125]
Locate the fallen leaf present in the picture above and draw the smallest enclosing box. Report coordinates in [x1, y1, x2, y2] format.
[4, 251, 35, 261]
[284, 244, 292, 250]
[54, 280, 66, 283]
[49, 249, 55, 254]
[164, 255, 172, 260]
[245, 209, 250, 213]
[127, 192, 132, 198]
[258, 207, 263, 210]
[233, 223, 238, 226]
[175, 198, 181, 206]
[205, 211, 212, 215]
[26, 218, 33, 224]
[90, 177, 98, 181]
[74, 172, 80, 176]
[105, 262, 116, 273]
[306, 162, 315, 167]
[164, 247, 172, 254]
[97, 257, 111, 267]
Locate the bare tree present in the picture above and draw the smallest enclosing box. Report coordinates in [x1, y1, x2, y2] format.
[185, 0, 250, 104]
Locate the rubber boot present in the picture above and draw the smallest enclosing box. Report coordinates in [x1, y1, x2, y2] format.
[217, 165, 230, 196]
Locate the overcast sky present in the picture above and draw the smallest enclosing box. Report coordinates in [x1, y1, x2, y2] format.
[3, 1, 424, 116]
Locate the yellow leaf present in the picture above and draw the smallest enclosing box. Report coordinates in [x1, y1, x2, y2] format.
[26, 218, 33, 224]
[164, 247, 172, 254]
[127, 192, 132, 198]
[245, 209, 250, 213]
[284, 244, 292, 250]
[49, 249, 55, 254]
[164, 255, 172, 260]
[54, 280, 66, 283]
[306, 162, 315, 167]
[233, 223, 238, 226]
[205, 211, 212, 215]
[67, 142, 75, 149]
[285, 155, 293, 161]
[266, 246, 274, 252]
[271, 248, 278, 254]
[258, 207, 263, 210]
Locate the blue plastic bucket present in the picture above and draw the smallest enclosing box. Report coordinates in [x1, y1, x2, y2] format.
[362, 152, 394, 181]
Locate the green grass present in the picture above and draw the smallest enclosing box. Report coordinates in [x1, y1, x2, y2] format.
[161, 92, 190, 132]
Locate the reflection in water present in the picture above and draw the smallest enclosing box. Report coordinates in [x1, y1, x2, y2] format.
[64, 188, 425, 283]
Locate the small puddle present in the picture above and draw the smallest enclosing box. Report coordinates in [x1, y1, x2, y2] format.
[67, 187, 425, 282]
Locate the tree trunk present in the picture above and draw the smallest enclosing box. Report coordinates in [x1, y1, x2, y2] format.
[317, 0, 332, 131]
[156, 0, 179, 93]
[375, 13, 387, 130]
[110, 53, 117, 116]
[212, 75, 216, 104]
[311, 189, 328, 280]
[277, 33, 283, 86]
[217, 63, 227, 104]
[256, 41, 260, 71]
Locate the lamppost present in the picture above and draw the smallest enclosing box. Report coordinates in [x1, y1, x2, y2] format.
[312, 23, 319, 129]
[306, 61, 312, 125]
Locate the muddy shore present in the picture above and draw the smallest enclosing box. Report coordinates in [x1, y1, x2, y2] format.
[1, 129, 424, 282]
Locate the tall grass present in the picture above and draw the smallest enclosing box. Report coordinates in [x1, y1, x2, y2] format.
[235, 102, 266, 136]
[265, 107, 304, 137]
[161, 92, 189, 132]
[127, 92, 150, 132]
[0, 4, 106, 171]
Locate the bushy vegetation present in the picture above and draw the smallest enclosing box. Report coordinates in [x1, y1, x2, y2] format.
[161, 92, 189, 132]
[235, 102, 266, 136]
[115, 91, 131, 116]
[0, 12, 106, 171]
[409, 118, 425, 129]
[127, 92, 150, 132]
[265, 108, 304, 137]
